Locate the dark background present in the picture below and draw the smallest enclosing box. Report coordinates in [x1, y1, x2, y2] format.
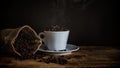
[0, 0, 118, 46]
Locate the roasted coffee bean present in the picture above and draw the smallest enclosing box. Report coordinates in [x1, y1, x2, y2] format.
[38, 59, 42, 62]
[44, 59, 50, 64]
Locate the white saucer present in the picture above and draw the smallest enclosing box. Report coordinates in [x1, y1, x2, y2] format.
[38, 44, 80, 55]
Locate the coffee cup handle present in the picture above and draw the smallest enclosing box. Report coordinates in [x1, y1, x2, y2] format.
[39, 32, 46, 45]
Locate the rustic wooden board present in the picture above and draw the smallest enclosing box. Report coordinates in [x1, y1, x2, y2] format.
[0, 45, 120, 68]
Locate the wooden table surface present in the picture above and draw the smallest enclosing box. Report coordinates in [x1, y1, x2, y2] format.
[0, 45, 120, 68]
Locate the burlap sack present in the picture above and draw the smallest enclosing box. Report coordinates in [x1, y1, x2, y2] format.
[0, 25, 42, 56]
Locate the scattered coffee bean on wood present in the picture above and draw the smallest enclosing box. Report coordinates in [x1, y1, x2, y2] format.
[15, 52, 68, 65]
[38, 55, 68, 65]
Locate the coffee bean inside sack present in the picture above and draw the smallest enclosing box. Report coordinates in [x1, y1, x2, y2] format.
[0, 25, 42, 58]
[45, 25, 68, 31]
[14, 27, 41, 58]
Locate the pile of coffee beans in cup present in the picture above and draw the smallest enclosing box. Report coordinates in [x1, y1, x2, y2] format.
[45, 25, 68, 31]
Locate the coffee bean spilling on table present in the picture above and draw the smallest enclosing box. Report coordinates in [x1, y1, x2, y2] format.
[14, 27, 41, 57]
[14, 51, 68, 65]
[39, 55, 68, 65]
[14, 51, 85, 65]
[45, 25, 68, 31]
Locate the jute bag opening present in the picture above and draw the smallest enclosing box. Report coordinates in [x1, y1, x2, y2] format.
[0, 25, 42, 56]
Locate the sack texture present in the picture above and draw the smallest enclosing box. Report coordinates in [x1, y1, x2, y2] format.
[0, 25, 42, 56]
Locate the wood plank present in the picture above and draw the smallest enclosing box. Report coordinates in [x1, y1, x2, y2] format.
[0, 45, 120, 68]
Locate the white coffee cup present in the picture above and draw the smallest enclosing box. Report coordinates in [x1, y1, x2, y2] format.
[39, 30, 70, 50]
